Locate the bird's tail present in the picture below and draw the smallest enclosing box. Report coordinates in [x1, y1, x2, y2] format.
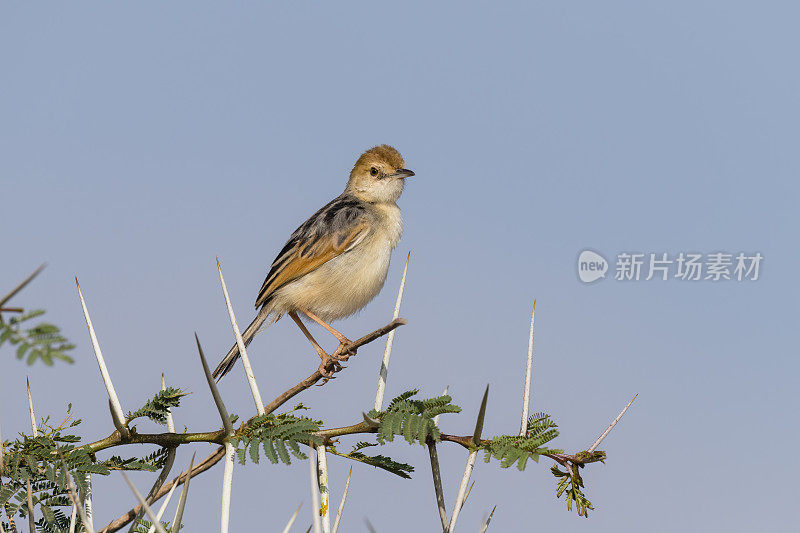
[212, 307, 272, 381]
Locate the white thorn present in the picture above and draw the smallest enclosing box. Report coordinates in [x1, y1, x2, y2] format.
[317, 445, 331, 533]
[121, 473, 167, 533]
[26, 377, 38, 437]
[217, 259, 265, 415]
[478, 506, 497, 533]
[309, 448, 322, 533]
[76, 280, 127, 434]
[145, 482, 178, 533]
[446, 450, 478, 533]
[161, 374, 175, 433]
[220, 442, 235, 533]
[433, 385, 449, 426]
[170, 452, 195, 531]
[520, 300, 535, 436]
[282, 503, 303, 533]
[67, 501, 77, 533]
[588, 394, 638, 452]
[331, 466, 351, 533]
[63, 471, 94, 533]
[82, 473, 94, 531]
[374, 252, 410, 411]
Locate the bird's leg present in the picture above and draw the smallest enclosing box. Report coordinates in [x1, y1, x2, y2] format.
[299, 308, 351, 343]
[298, 308, 357, 361]
[289, 311, 341, 379]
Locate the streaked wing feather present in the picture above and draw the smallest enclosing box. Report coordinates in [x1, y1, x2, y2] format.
[255, 196, 368, 308]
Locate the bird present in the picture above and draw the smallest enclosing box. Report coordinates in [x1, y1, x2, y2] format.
[212, 144, 414, 381]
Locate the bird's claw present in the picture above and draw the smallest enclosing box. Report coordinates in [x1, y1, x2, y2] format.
[317, 355, 344, 384]
[332, 342, 357, 362]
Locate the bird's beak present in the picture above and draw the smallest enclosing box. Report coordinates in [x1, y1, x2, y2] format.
[391, 168, 415, 179]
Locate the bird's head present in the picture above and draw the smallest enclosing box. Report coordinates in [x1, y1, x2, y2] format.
[346, 145, 414, 203]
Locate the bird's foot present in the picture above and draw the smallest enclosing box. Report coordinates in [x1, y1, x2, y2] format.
[331, 341, 358, 362]
[317, 354, 344, 384]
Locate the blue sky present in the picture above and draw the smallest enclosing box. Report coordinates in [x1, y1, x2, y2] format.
[2, 2, 798, 532]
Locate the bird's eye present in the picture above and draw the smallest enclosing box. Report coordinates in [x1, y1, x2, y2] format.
[370, 167, 379, 176]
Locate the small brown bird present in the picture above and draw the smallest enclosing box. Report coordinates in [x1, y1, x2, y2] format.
[212, 145, 414, 380]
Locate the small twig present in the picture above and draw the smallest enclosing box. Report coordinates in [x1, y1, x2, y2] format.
[76, 279, 129, 438]
[588, 394, 638, 452]
[263, 318, 406, 415]
[194, 334, 233, 435]
[374, 252, 410, 411]
[520, 300, 535, 436]
[120, 474, 167, 533]
[217, 258, 265, 415]
[0, 264, 46, 308]
[282, 503, 302, 533]
[0, 308, 23, 313]
[331, 467, 351, 533]
[170, 452, 195, 532]
[309, 448, 322, 533]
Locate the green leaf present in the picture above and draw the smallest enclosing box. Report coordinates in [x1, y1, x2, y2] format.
[127, 387, 186, 425]
[263, 440, 278, 464]
[16, 343, 29, 358]
[0, 309, 75, 366]
[40, 502, 55, 524]
[274, 439, 290, 465]
[333, 450, 414, 479]
[374, 390, 460, 446]
[249, 437, 260, 464]
[234, 411, 322, 467]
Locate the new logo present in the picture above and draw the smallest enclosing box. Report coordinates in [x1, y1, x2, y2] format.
[578, 250, 608, 283]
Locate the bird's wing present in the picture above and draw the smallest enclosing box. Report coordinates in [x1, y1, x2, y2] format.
[255, 196, 370, 309]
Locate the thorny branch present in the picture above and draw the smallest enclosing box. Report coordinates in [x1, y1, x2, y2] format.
[3, 270, 631, 533]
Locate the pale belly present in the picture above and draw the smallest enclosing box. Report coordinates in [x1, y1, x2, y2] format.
[269, 233, 395, 322]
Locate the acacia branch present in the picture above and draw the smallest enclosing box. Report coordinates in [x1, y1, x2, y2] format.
[94, 318, 406, 531]
[97, 424, 601, 532]
[57, 312, 603, 533]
